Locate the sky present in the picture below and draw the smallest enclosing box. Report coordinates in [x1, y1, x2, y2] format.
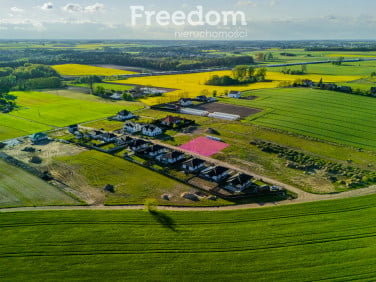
[0, 0, 375, 40]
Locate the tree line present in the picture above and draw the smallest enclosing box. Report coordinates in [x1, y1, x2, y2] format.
[0, 49, 254, 71]
[205, 65, 267, 86]
[0, 64, 63, 112]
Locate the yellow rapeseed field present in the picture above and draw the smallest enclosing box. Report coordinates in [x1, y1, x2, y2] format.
[53, 64, 138, 76]
[115, 71, 279, 105]
[114, 70, 362, 105]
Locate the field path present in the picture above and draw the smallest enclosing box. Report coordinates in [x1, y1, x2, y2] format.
[1, 184, 376, 213]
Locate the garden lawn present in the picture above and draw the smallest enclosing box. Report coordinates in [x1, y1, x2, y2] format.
[10, 91, 142, 127]
[1, 194, 376, 280]
[53, 64, 138, 76]
[222, 88, 376, 150]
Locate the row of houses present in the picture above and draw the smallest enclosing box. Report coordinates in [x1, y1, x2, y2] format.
[124, 122, 163, 137]
[68, 125, 272, 194]
[116, 134, 255, 192]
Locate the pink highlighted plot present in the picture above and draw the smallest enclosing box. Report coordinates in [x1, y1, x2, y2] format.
[180, 137, 229, 157]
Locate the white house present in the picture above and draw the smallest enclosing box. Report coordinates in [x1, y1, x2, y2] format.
[110, 93, 123, 100]
[179, 98, 193, 107]
[224, 174, 254, 193]
[228, 91, 241, 99]
[124, 121, 142, 134]
[157, 151, 184, 164]
[142, 125, 163, 137]
[129, 139, 150, 152]
[202, 166, 230, 182]
[100, 133, 117, 143]
[116, 110, 134, 121]
[182, 158, 206, 172]
[143, 145, 168, 158]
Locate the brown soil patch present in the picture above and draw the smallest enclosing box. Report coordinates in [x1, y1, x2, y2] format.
[194, 102, 261, 119]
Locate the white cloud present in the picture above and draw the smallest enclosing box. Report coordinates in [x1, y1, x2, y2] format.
[62, 3, 105, 13]
[236, 1, 257, 7]
[10, 7, 24, 13]
[85, 3, 105, 13]
[41, 2, 54, 10]
[63, 3, 83, 12]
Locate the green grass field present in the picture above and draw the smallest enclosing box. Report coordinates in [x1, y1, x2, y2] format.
[10, 91, 142, 127]
[0, 114, 52, 141]
[56, 150, 231, 206]
[1, 194, 376, 280]
[221, 88, 376, 150]
[269, 60, 376, 77]
[0, 160, 79, 208]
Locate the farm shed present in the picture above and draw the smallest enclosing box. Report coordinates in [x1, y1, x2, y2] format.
[208, 112, 240, 121]
[228, 91, 241, 99]
[180, 108, 209, 117]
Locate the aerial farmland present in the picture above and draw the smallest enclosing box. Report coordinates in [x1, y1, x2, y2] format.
[1, 3, 376, 279]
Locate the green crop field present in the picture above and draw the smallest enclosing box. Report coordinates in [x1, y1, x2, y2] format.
[56, 150, 231, 206]
[9, 91, 142, 127]
[269, 60, 376, 77]
[221, 88, 376, 150]
[1, 194, 376, 280]
[0, 114, 52, 141]
[0, 160, 79, 208]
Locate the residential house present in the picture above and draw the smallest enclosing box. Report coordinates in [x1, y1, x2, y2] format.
[196, 95, 208, 102]
[30, 132, 49, 144]
[74, 131, 84, 139]
[224, 174, 254, 193]
[157, 151, 185, 164]
[179, 98, 193, 107]
[202, 166, 230, 182]
[115, 135, 134, 146]
[124, 121, 142, 134]
[100, 133, 117, 143]
[228, 91, 241, 99]
[87, 130, 103, 140]
[129, 139, 150, 152]
[116, 110, 134, 121]
[182, 158, 206, 172]
[159, 115, 182, 127]
[68, 124, 78, 134]
[142, 124, 163, 137]
[142, 145, 168, 158]
[110, 92, 123, 100]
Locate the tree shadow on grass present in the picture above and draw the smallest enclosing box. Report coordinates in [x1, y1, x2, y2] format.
[149, 210, 177, 232]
